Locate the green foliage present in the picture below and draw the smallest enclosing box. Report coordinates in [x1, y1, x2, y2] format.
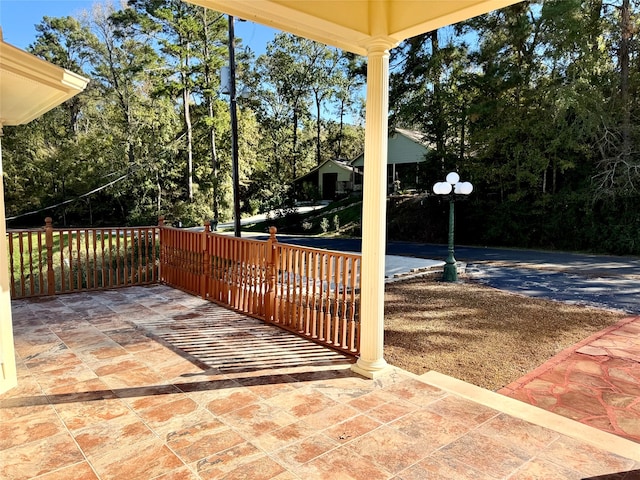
[5, 0, 640, 255]
[3, 1, 364, 231]
[385, 0, 640, 255]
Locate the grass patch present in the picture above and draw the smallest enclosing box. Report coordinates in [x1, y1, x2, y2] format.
[7, 230, 158, 295]
[243, 197, 363, 236]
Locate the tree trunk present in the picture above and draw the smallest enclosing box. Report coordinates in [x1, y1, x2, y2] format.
[156, 171, 162, 216]
[429, 30, 447, 169]
[315, 91, 322, 164]
[459, 104, 466, 163]
[337, 98, 345, 159]
[292, 108, 299, 179]
[183, 82, 194, 201]
[180, 31, 194, 202]
[201, 10, 219, 221]
[619, 0, 631, 161]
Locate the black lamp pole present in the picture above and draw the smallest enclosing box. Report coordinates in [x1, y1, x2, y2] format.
[228, 15, 241, 238]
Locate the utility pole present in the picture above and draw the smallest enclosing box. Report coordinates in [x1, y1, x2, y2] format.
[228, 15, 241, 237]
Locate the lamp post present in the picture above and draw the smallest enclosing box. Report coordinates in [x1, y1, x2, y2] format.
[433, 172, 473, 282]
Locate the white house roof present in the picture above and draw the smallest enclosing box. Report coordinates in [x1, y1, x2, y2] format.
[0, 29, 89, 127]
[350, 127, 430, 167]
[392, 128, 429, 146]
[294, 158, 357, 182]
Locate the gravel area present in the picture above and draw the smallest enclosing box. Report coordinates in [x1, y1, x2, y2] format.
[383, 276, 627, 391]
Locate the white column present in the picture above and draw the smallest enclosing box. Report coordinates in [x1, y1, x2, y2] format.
[0, 130, 18, 394]
[351, 41, 393, 379]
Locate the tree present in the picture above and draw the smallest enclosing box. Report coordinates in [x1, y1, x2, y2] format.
[196, 8, 227, 223]
[593, 0, 640, 196]
[327, 53, 365, 160]
[124, 0, 204, 202]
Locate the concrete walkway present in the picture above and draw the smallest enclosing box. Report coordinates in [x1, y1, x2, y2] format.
[384, 256, 444, 281]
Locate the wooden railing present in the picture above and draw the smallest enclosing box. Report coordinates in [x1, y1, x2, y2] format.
[7, 218, 159, 298]
[159, 220, 270, 319]
[8, 217, 360, 355]
[159, 219, 361, 355]
[272, 242, 360, 354]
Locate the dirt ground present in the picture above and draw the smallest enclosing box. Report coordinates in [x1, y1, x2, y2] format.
[383, 275, 627, 391]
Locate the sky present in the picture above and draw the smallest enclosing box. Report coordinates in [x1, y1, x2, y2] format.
[0, 0, 278, 54]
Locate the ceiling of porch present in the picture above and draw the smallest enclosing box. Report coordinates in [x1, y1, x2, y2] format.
[185, 0, 524, 54]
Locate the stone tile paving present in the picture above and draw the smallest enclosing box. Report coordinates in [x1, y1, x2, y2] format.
[500, 316, 640, 443]
[1, 285, 639, 479]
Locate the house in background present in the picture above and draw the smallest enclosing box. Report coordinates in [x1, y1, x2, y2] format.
[293, 158, 362, 201]
[351, 127, 431, 193]
[295, 128, 430, 200]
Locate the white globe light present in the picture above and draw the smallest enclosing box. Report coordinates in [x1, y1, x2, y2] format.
[454, 182, 462, 194]
[446, 172, 460, 184]
[432, 183, 440, 194]
[461, 182, 473, 195]
[441, 182, 452, 194]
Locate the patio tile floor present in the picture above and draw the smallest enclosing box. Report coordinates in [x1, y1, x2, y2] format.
[2, 285, 640, 479]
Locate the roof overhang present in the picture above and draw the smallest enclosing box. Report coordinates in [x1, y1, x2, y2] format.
[0, 31, 89, 127]
[184, 0, 523, 55]
[293, 158, 356, 183]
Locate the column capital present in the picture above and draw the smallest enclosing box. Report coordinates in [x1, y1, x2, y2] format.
[361, 36, 399, 56]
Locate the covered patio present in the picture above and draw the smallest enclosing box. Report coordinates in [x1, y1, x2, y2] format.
[2, 286, 639, 479]
[2, 1, 640, 477]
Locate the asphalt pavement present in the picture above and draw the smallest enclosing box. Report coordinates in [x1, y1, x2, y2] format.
[466, 264, 640, 314]
[259, 235, 640, 314]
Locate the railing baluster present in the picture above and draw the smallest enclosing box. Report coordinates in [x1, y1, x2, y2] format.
[27, 232, 35, 296]
[122, 228, 128, 286]
[100, 229, 106, 288]
[37, 231, 44, 295]
[60, 230, 66, 293]
[90, 230, 96, 289]
[18, 232, 25, 297]
[340, 256, 349, 349]
[351, 258, 359, 352]
[333, 255, 340, 346]
[310, 251, 318, 338]
[8, 232, 16, 298]
[76, 229, 82, 291]
[7, 221, 361, 353]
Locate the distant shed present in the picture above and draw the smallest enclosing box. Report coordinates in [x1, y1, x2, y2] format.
[293, 159, 362, 200]
[351, 128, 431, 191]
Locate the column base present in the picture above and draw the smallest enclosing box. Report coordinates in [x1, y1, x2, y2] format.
[351, 357, 392, 379]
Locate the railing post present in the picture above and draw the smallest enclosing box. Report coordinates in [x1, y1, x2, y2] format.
[158, 216, 165, 283]
[265, 226, 278, 323]
[44, 217, 55, 296]
[201, 221, 210, 299]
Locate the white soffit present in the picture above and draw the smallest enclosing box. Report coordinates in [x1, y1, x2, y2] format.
[0, 31, 89, 127]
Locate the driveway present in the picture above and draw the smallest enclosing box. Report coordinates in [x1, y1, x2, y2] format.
[466, 264, 640, 314]
[255, 236, 640, 314]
